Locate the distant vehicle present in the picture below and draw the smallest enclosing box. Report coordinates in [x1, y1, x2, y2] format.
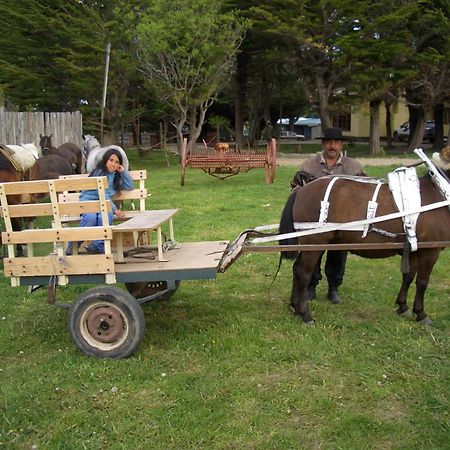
[393, 121, 435, 143]
[280, 130, 305, 141]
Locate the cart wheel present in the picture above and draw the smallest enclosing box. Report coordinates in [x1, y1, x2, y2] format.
[125, 280, 180, 301]
[68, 286, 145, 359]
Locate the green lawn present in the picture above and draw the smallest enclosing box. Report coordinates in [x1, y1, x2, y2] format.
[0, 150, 448, 449]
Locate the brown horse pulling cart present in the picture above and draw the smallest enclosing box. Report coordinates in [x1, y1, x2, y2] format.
[180, 138, 277, 185]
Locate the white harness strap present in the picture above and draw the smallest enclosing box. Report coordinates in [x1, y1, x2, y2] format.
[318, 177, 340, 226]
[363, 182, 383, 238]
[388, 167, 420, 251]
[415, 148, 450, 205]
[296, 176, 384, 233]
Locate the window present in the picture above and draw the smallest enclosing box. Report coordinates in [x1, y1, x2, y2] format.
[331, 112, 351, 131]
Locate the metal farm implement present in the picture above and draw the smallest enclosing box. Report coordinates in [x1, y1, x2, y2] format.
[180, 138, 277, 185]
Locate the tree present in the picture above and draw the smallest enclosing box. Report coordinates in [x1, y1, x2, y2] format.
[335, 1, 419, 154]
[245, 0, 360, 131]
[0, 0, 150, 141]
[135, 0, 248, 155]
[401, 1, 450, 150]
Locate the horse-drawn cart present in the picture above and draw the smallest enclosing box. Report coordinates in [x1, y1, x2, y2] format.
[180, 138, 277, 185]
[0, 149, 449, 358]
[0, 175, 235, 358]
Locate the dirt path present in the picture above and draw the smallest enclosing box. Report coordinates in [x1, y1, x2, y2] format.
[277, 153, 420, 167]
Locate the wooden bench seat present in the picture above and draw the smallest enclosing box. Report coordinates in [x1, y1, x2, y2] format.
[58, 170, 148, 223]
[0, 176, 116, 286]
[0, 175, 178, 287]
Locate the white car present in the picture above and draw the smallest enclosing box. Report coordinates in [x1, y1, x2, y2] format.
[280, 130, 305, 141]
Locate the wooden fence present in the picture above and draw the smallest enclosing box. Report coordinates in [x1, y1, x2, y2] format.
[0, 107, 82, 147]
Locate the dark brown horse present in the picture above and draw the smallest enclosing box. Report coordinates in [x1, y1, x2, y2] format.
[39, 134, 82, 173]
[0, 153, 27, 256]
[29, 154, 74, 181]
[279, 165, 450, 325]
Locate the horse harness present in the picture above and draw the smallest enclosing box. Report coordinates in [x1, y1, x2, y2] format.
[289, 149, 450, 254]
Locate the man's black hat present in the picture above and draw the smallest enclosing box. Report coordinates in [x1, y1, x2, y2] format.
[319, 127, 348, 140]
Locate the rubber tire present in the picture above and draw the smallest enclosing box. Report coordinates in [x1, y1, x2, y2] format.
[68, 286, 145, 358]
[125, 280, 180, 301]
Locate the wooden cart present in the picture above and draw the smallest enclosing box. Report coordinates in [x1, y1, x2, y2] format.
[180, 138, 277, 185]
[0, 176, 230, 358]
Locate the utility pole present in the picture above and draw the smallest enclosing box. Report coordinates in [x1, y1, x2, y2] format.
[100, 43, 111, 145]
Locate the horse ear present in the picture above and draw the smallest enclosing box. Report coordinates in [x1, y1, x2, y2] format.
[39, 134, 42, 138]
[50, 134, 53, 138]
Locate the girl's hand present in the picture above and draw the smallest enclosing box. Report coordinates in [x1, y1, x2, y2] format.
[114, 209, 125, 219]
[117, 164, 125, 173]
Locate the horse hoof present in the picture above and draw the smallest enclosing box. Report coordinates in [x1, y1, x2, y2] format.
[303, 319, 315, 326]
[399, 309, 413, 319]
[418, 317, 432, 326]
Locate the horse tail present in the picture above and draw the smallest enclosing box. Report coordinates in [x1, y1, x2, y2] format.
[279, 188, 299, 259]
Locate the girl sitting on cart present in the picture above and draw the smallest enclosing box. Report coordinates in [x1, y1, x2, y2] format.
[66, 149, 134, 255]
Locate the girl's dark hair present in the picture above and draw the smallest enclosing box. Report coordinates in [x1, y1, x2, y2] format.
[90, 149, 124, 194]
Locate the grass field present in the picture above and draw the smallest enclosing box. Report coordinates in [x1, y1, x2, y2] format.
[0, 149, 448, 449]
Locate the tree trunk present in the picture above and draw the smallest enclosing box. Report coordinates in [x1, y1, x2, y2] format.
[407, 107, 425, 152]
[316, 74, 331, 130]
[131, 117, 140, 146]
[235, 95, 244, 149]
[384, 100, 393, 149]
[234, 53, 247, 150]
[433, 103, 444, 150]
[368, 100, 381, 155]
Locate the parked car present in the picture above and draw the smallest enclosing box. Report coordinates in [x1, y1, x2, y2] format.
[280, 130, 305, 141]
[393, 120, 435, 143]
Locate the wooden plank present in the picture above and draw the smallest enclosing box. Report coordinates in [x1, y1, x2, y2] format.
[113, 209, 178, 232]
[2, 200, 112, 218]
[60, 169, 147, 181]
[114, 241, 228, 274]
[59, 188, 146, 203]
[2, 227, 112, 244]
[60, 209, 140, 224]
[60, 200, 113, 215]
[1, 177, 107, 195]
[114, 188, 147, 201]
[4, 254, 115, 277]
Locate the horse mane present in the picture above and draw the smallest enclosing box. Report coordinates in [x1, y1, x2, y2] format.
[84, 135, 100, 150]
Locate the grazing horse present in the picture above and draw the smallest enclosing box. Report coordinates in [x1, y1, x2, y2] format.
[83, 134, 129, 173]
[0, 152, 27, 256]
[39, 134, 82, 173]
[278, 152, 450, 325]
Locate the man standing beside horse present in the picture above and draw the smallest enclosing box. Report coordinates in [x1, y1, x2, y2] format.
[290, 127, 366, 304]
